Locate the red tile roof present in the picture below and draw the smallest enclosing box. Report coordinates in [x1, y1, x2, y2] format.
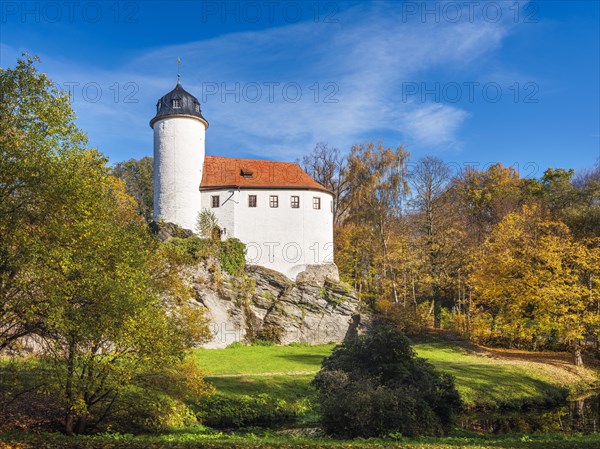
[200, 156, 329, 192]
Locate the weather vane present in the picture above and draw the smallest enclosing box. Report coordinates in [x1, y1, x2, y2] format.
[177, 57, 182, 84]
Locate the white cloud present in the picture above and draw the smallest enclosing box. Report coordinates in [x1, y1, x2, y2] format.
[2, 2, 515, 162]
[402, 104, 470, 146]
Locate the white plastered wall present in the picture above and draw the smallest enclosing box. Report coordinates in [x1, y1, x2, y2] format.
[202, 188, 334, 280]
[153, 117, 206, 230]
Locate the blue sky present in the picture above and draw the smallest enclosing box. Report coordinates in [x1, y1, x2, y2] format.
[1, 1, 598, 177]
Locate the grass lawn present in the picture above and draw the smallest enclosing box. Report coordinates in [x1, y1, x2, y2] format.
[193, 340, 599, 410]
[2, 428, 600, 449]
[192, 343, 335, 376]
[414, 342, 598, 408]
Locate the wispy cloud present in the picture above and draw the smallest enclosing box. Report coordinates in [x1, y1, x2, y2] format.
[2, 2, 514, 162]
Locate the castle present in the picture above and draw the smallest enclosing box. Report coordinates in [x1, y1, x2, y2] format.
[150, 80, 335, 280]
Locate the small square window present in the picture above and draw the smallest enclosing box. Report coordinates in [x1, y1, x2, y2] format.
[313, 197, 321, 209]
[211, 195, 220, 208]
[291, 196, 300, 208]
[172, 99, 181, 108]
[248, 195, 257, 207]
[270, 195, 279, 208]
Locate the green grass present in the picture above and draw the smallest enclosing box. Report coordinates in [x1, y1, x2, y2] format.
[413, 342, 589, 408]
[193, 341, 598, 410]
[193, 343, 335, 376]
[3, 428, 600, 449]
[208, 374, 316, 403]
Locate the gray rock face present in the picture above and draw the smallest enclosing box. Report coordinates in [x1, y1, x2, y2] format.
[295, 263, 340, 284]
[150, 221, 195, 242]
[185, 260, 365, 348]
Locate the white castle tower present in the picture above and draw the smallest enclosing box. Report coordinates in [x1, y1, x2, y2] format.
[150, 78, 209, 230]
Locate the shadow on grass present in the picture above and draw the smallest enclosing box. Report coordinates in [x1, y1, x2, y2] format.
[438, 363, 568, 408]
[207, 375, 316, 402]
[275, 354, 327, 368]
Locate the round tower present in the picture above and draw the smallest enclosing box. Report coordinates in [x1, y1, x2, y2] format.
[150, 81, 208, 231]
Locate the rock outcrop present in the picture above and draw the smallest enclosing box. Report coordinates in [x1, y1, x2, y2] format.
[150, 221, 195, 242]
[185, 259, 365, 348]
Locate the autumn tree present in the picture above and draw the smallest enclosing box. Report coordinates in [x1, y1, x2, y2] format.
[408, 156, 463, 327]
[0, 54, 88, 350]
[300, 142, 350, 225]
[562, 164, 600, 239]
[112, 156, 154, 222]
[1, 55, 212, 434]
[453, 163, 523, 244]
[343, 142, 410, 304]
[539, 167, 577, 218]
[39, 159, 211, 434]
[469, 205, 599, 365]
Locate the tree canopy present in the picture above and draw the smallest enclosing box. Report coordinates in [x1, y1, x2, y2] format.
[1, 55, 212, 434]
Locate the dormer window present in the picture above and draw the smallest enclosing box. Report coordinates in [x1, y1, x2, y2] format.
[195, 102, 200, 113]
[240, 168, 254, 178]
[156, 101, 161, 113]
[172, 99, 181, 108]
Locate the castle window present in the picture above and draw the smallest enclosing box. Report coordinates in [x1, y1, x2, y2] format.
[291, 196, 300, 208]
[269, 195, 279, 208]
[313, 197, 321, 210]
[156, 101, 161, 113]
[248, 195, 257, 207]
[195, 102, 200, 112]
[211, 195, 220, 208]
[172, 99, 181, 108]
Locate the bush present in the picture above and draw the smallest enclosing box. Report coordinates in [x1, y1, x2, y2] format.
[195, 394, 298, 428]
[105, 360, 214, 434]
[113, 391, 198, 433]
[375, 300, 428, 336]
[218, 238, 246, 275]
[160, 237, 246, 276]
[162, 237, 218, 262]
[312, 320, 462, 438]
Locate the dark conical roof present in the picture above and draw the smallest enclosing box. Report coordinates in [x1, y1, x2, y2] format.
[150, 82, 208, 128]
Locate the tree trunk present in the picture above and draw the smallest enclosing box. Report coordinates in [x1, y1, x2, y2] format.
[573, 345, 584, 367]
[64, 337, 76, 435]
[75, 415, 88, 435]
[433, 284, 442, 329]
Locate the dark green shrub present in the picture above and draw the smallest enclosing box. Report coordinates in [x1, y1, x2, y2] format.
[195, 393, 297, 428]
[218, 238, 246, 275]
[312, 320, 462, 438]
[161, 237, 246, 276]
[162, 237, 218, 262]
